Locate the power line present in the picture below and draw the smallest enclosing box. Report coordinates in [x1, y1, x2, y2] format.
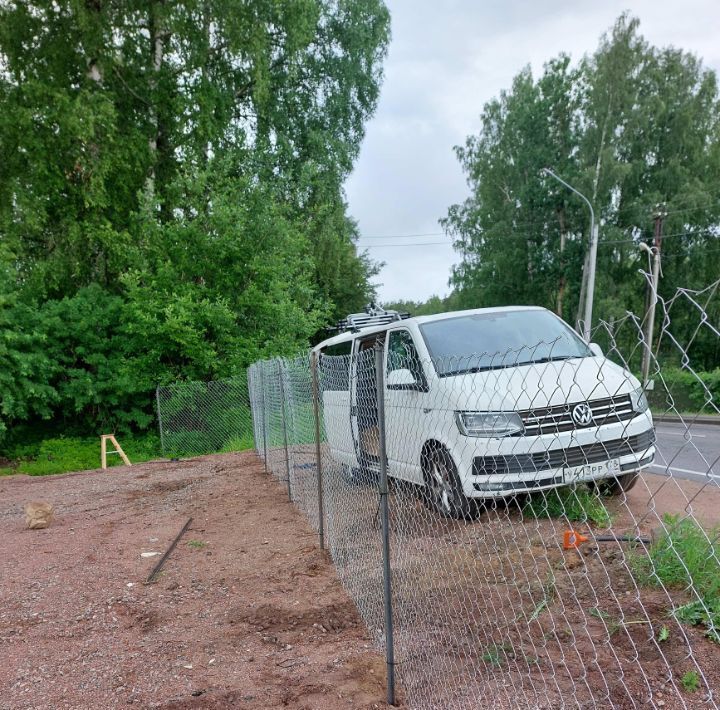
[355, 202, 719, 244]
[354, 230, 718, 249]
[358, 232, 447, 239]
[357, 241, 452, 248]
[600, 230, 719, 246]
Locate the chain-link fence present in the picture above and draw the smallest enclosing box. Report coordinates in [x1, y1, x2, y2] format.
[154, 278, 720, 707]
[230, 278, 720, 708]
[156, 373, 254, 457]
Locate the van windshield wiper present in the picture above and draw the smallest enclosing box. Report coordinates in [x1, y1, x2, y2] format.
[440, 363, 514, 376]
[440, 355, 580, 377]
[517, 355, 578, 366]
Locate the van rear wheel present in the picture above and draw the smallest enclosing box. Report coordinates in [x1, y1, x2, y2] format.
[422, 448, 477, 520]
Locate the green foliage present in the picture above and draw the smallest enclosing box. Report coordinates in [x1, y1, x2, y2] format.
[444, 14, 720, 371]
[383, 294, 460, 318]
[0, 433, 160, 476]
[157, 375, 255, 457]
[221, 434, 255, 454]
[0, 250, 58, 441]
[0, 0, 390, 444]
[647, 368, 720, 414]
[681, 671, 701, 693]
[481, 642, 511, 668]
[523, 485, 612, 527]
[633, 514, 720, 643]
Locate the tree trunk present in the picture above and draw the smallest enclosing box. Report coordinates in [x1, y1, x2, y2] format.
[145, 1, 165, 203]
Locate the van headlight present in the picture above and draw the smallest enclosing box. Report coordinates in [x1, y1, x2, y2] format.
[629, 386, 649, 414]
[455, 411, 524, 437]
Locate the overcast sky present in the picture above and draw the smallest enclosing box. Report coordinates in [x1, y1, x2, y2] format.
[345, 0, 720, 304]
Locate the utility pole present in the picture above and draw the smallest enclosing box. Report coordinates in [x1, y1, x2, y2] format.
[584, 221, 600, 341]
[541, 168, 597, 341]
[640, 204, 666, 385]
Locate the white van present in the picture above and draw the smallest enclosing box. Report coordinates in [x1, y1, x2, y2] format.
[314, 306, 655, 518]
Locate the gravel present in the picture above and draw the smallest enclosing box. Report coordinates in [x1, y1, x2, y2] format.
[0, 452, 395, 709]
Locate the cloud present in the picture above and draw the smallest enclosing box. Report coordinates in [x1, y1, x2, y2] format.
[346, 0, 720, 304]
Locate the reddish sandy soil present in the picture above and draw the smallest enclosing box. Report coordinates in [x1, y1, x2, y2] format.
[0, 453, 396, 710]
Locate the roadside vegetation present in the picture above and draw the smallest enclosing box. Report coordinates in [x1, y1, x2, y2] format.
[523, 485, 612, 527]
[0, 434, 161, 476]
[0, 0, 391, 459]
[632, 514, 720, 643]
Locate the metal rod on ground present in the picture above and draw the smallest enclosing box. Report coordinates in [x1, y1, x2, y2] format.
[261, 363, 268, 473]
[156, 386, 166, 456]
[145, 517, 193, 584]
[311, 351, 326, 550]
[374, 342, 396, 706]
[278, 359, 292, 501]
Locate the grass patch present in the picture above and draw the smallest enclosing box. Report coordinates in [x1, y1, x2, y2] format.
[481, 642, 511, 668]
[187, 539, 207, 549]
[632, 514, 720, 643]
[523, 485, 612, 527]
[0, 433, 161, 476]
[220, 434, 255, 454]
[681, 670, 700, 693]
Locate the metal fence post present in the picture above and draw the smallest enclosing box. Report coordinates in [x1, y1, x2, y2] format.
[311, 351, 325, 550]
[261, 364, 269, 473]
[374, 342, 396, 706]
[155, 386, 166, 456]
[277, 359, 292, 500]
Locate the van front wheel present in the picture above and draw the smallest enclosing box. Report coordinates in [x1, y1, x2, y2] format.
[423, 448, 477, 520]
[590, 471, 640, 496]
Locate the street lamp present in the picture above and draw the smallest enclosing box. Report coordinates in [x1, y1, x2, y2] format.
[638, 242, 660, 385]
[541, 168, 599, 341]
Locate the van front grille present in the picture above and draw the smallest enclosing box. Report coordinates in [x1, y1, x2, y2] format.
[517, 394, 636, 436]
[472, 428, 655, 477]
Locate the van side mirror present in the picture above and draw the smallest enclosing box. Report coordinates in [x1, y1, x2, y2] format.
[589, 342, 603, 357]
[386, 368, 417, 389]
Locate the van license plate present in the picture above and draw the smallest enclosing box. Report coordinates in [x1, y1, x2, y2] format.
[563, 458, 620, 483]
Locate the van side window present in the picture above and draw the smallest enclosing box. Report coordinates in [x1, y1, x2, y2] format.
[319, 341, 352, 391]
[387, 330, 426, 386]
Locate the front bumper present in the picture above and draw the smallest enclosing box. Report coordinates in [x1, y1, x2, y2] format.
[462, 417, 655, 498]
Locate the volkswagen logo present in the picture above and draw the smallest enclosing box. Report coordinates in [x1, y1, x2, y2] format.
[572, 402, 593, 426]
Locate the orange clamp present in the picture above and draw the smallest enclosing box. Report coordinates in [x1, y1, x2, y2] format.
[563, 529, 589, 550]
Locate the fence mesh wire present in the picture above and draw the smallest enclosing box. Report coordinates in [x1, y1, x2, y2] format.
[170, 277, 719, 709]
[156, 372, 254, 457]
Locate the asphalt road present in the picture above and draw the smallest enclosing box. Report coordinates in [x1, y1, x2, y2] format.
[650, 420, 719, 483]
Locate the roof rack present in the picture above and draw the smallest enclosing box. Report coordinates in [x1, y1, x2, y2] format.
[329, 303, 411, 334]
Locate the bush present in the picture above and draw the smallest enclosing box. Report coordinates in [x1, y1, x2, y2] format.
[647, 368, 720, 414]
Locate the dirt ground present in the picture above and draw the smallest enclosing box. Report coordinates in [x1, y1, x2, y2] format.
[379, 470, 720, 710]
[0, 452, 396, 710]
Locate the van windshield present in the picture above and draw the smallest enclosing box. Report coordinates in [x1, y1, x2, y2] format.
[419, 310, 592, 377]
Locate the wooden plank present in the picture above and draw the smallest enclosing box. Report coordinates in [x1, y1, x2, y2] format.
[108, 435, 132, 466]
[101, 434, 132, 468]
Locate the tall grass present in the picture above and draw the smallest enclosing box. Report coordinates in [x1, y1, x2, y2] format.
[633, 514, 720, 642]
[0, 434, 161, 476]
[523, 484, 612, 527]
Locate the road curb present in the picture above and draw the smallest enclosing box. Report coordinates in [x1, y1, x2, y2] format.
[653, 413, 720, 426]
